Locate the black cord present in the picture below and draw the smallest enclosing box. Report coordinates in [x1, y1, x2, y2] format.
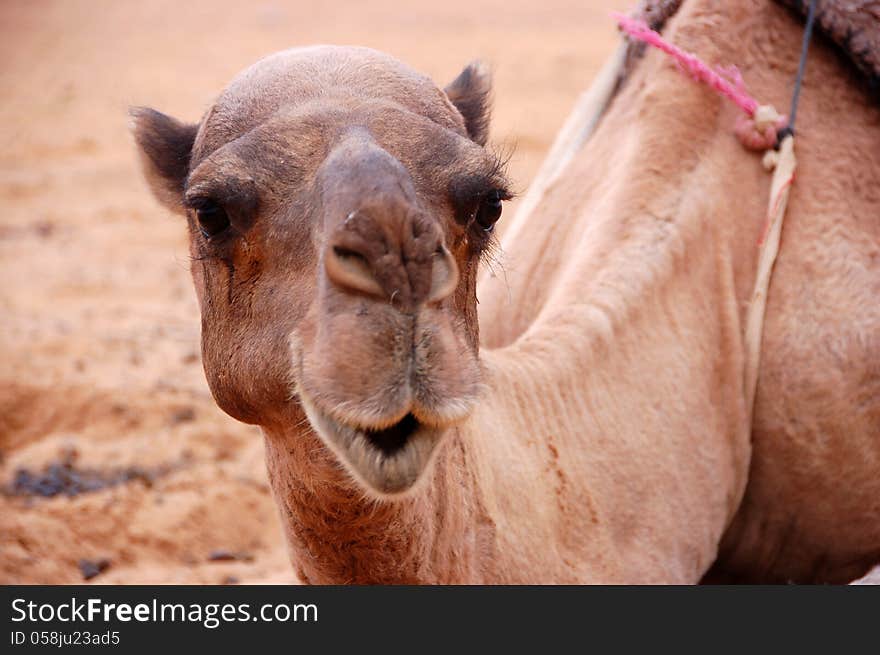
[777, 0, 818, 144]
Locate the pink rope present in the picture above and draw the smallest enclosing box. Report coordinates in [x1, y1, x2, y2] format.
[613, 12, 759, 117]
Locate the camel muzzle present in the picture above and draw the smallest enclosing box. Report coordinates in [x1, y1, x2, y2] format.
[299, 393, 445, 496]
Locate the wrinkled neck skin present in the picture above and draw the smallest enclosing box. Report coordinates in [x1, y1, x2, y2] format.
[263, 0, 814, 583]
[263, 416, 494, 584]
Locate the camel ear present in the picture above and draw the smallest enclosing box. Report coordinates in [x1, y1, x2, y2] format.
[444, 62, 492, 146]
[130, 107, 198, 213]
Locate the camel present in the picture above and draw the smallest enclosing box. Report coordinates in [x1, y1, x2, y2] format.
[132, 0, 880, 583]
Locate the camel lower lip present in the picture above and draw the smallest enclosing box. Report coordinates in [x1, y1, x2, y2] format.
[299, 397, 443, 496]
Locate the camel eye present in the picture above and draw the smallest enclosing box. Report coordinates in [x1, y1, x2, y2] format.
[195, 201, 230, 238]
[475, 189, 504, 231]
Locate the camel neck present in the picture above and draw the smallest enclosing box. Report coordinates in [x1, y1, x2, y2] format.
[261, 421, 493, 583]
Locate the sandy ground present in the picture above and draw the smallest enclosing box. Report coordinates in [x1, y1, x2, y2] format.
[0, 0, 621, 584]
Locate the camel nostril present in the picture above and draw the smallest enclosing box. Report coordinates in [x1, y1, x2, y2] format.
[333, 245, 366, 262]
[325, 244, 385, 298]
[325, 209, 457, 305]
[426, 246, 459, 303]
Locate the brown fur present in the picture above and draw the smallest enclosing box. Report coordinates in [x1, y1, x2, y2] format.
[775, 0, 880, 90]
[444, 62, 493, 146]
[131, 108, 198, 211]
[624, 1, 880, 95]
[134, 0, 880, 583]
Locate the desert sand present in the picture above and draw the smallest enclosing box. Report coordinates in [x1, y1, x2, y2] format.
[0, 0, 620, 584]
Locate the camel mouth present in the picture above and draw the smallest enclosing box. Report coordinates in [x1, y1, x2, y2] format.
[299, 396, 445, 497]
[362, 412, 421, 455]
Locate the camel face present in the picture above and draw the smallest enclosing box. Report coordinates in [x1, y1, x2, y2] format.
[133, 46, 509, 496]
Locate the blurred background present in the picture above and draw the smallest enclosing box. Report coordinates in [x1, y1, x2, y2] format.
[0, 0, 620, 583]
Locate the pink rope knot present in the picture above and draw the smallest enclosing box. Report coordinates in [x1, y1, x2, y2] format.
[734, 105, 787, 151]
[613, 13, 787, 152]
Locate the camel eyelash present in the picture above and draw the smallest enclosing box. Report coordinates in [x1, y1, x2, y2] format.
[486, 145, 513, 182]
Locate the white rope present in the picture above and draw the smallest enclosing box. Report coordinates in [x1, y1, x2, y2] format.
[743, 134, 797, 417]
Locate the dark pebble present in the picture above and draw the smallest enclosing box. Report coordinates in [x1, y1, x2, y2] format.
[79, 558, 111, 580]
[208, 550, 253, 562]
[170, 407, 196, 424]
[4, 451, 182, 499]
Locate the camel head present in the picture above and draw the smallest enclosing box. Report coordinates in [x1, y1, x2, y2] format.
[133, 46, 510, 497]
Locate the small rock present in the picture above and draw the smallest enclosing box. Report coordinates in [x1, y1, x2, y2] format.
[208, 550, 253, 563]
[33, 220, 55, 238]
[170, 407, 196, 424]
[222, 576, 240, 585]
[79, 558, 111, 581]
